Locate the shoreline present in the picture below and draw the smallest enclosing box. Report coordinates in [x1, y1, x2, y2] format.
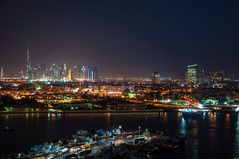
[0, 110, 169, 114]
[0, 109, 238, 114]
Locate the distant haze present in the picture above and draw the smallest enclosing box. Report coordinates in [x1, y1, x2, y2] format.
[0, 0, 238, 78]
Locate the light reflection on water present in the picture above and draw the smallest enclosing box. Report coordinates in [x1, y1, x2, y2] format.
[233, 114, 239, 158]
[1, 112, 239, 158]
[180, 118, 186, 135]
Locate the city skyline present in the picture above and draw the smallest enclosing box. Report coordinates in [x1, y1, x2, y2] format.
[0, 45, 233, 79]
[0, 55, 233, 80]
[0, 0, 239, 78]
[1, 1, 239, 158]
[23, 47, 98, 82]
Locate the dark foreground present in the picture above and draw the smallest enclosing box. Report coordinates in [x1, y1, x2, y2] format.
[8, 127, 185, 159]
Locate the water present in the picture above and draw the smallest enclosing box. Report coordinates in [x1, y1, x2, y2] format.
[0, 112, 239, 159]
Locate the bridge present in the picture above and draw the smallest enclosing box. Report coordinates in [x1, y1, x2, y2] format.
[181, 96, 204, 108]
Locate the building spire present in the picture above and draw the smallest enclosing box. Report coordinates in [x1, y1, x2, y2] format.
[26, 45, 32, 80]
[27, 45, 30, 69]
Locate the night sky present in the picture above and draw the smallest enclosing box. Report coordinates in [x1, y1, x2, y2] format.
[0, 0, 239, 78]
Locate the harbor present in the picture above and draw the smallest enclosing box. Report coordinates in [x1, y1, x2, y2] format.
[7, 126, 185, 159]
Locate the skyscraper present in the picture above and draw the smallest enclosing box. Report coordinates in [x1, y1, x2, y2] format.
[50, 64, 60, 80]
[26, 46, 32, 81]
[186, 64, 198, 85]
[208, 71, 224, 83]
[152, 72, 160, 84]
[197, 69, 208, 84]
[67, 69, 73, 81]
[0, 67, 3, 79]
[22, 51, 98, 82]
[81, 65, 89, 81]
[89, 67, 98, 82]
[74, 65, 82, 80]
[60, 63, 68, 81]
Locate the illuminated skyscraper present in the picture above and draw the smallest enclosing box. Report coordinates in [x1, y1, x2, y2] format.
[82, 66, 97, 82]
[26, 46, 32, 81]
[89, 67, 97, 82]
[74, 65, 82, 80]
[67, 69, 73, 81]
[22, 52, 98, 82]
[208, 71, 224, 83]
[59, 64, 68, 81]
[197, 68, 208, 84]
[186, 64, 198, 85]
[38, 64, 47, 80]
[50, 64, 60, 80]
[152, 72, 160, 84]
[0, 67, 3, 79]
[81, 65, 89, 80]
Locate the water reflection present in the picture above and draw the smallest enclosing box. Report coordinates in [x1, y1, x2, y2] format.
[47, 113, 62, 121]
[162, 112, 168, 123]
[1, 112, 239, 158]
[180, 117, 186, 135]
[106, 113, 111, 124]
[186, 137, 199, 159]
[181, 113, 200, 159]
[226, 113, 230, 123]
[209, 112, 216, 122]
[233, 114, 239, 157]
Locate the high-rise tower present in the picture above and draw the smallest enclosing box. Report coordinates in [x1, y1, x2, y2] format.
[152, 72, 160, 84]
[0, 67, 3, 79]
[186, 64, 198, 85]
[26, 46, 32, 80]
[27, 46, 30, 68]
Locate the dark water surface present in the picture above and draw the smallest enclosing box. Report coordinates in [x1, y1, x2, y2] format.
[0, 112, 239, 159]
